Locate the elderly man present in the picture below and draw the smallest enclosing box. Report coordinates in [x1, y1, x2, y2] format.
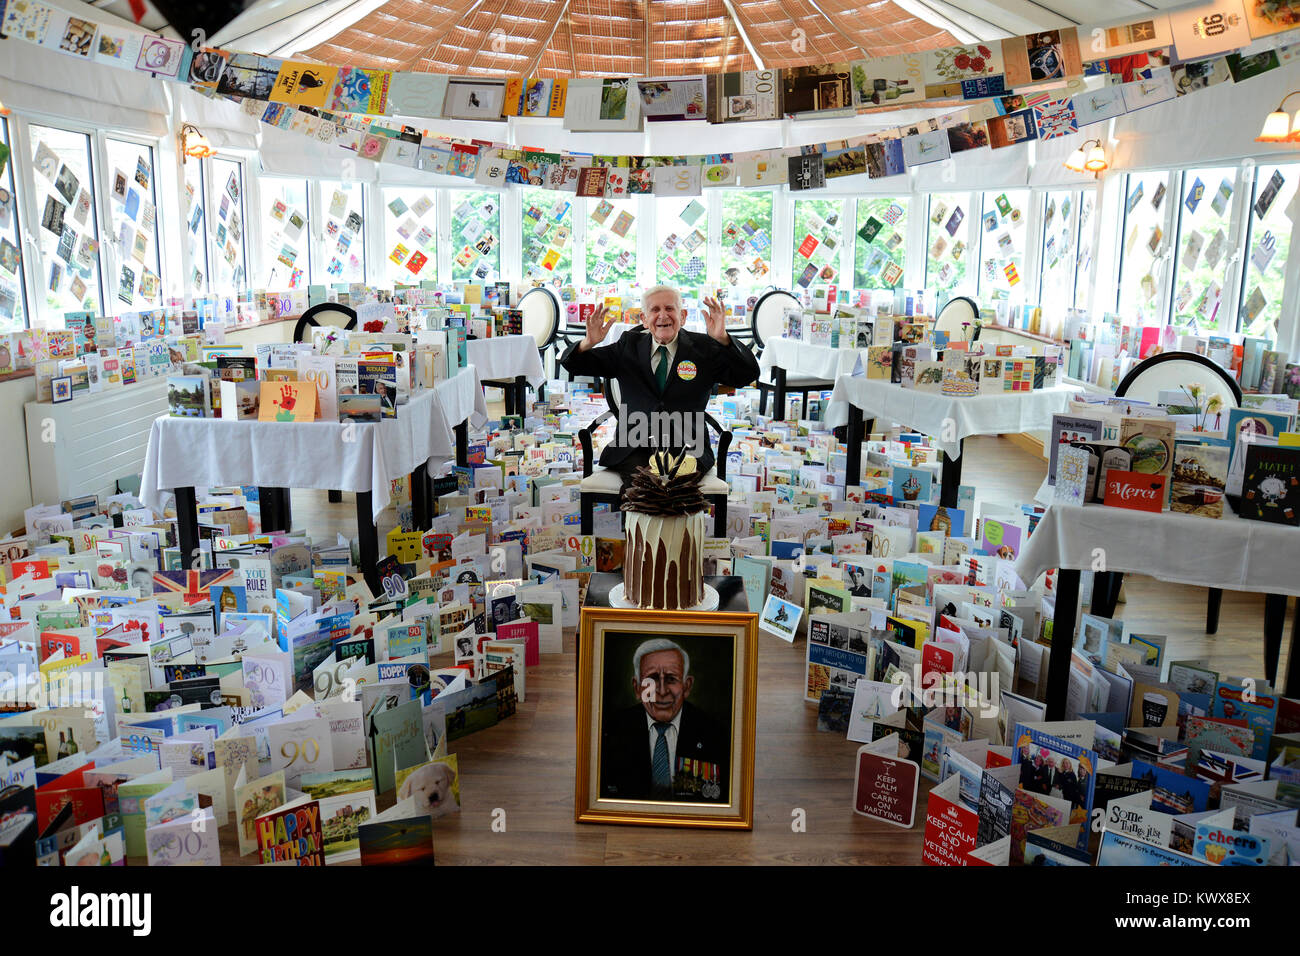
[560, 285, 759, 479]
[600, 638, 730, 802]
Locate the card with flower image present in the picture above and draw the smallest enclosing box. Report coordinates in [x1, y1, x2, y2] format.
[925, 43, 1004, 98]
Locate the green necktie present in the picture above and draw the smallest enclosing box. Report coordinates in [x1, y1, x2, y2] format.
[651, 721, 672, 796]
[654, 345, 669, 392]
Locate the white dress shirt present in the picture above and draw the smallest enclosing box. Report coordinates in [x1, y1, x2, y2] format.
[646, 708, 683, 774]
[650, 334, 679, 378]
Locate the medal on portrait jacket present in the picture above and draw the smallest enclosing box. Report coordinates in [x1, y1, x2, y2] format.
[675, 756, 721, 799]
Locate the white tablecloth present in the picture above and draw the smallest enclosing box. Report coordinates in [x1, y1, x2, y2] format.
[434, 365, 488, 432]
[1015, 504, 1300, 597]
[824, 378, 1078, 459]
[758, 336, 863, 383]
[141, 368, 485, 521]
[467, 334, 546, 387]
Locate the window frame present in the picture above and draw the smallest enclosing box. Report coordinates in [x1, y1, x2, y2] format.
[0, 116, 32, 332]
[10, 113, 115, 326]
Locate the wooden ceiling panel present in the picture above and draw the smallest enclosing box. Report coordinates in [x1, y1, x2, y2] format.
[301, 0, 954, 75]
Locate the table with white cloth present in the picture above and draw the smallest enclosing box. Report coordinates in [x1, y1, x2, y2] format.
[140, 366, 487, 591]
[1014, 503, 1300, 717]
[756, 337, 862, 418]
[466, 334, 546, 415]
[825, 377, 1078, 507]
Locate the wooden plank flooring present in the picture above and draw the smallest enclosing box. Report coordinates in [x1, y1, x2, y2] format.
[220, 434, 1292, 866]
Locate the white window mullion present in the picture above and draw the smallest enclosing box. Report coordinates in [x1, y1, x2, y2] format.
[9, 116, 49, 327]
[436, 186, 452, 286]
[772, 187, 793, 290]
[705, 188, 722, 292]
[840, 196, 856, 290]
[1221, 163, 1254, 334]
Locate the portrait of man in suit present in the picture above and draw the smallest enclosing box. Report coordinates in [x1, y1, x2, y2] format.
[559, 285, 759, 481]
[599, 636, 732, 803]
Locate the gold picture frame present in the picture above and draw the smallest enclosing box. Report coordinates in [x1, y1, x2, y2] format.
[576, 607, 757, 829]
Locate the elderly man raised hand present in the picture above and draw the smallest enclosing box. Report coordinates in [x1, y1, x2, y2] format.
[560, 285, 759, 480]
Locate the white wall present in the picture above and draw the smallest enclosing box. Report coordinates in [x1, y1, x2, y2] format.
[0, 375, 38, 535]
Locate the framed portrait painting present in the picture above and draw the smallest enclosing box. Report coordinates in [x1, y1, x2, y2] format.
[576, 608, 757, 829]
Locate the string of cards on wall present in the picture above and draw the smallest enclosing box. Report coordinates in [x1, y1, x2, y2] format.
[5, 0, 1300, 202]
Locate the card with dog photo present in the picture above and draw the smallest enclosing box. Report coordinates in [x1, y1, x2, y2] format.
[395, 753, 460, 818]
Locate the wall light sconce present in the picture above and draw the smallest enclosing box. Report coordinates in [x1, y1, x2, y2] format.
[1064, 139, 1108, 175]
[179, 123, 217, 164]
[1256, 91, 1300, 142]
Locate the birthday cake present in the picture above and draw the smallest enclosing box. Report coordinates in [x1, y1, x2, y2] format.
[622, 451, 707, 610]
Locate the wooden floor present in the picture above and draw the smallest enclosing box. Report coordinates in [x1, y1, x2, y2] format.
[246, 433, 1292, 866]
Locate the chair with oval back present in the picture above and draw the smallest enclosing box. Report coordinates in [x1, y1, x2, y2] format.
[932, 295, 980, 345]
[481, 286, 561, 412]
[1092, 351, 1244, 638]
[292, 304, 359, 505]
[750, 289, 834, 419]
[293, 302, 358, 344]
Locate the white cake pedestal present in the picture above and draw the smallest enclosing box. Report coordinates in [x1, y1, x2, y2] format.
[607, 583, 720, 612]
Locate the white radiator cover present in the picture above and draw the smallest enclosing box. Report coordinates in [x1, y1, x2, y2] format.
[25, 380, 170, 506]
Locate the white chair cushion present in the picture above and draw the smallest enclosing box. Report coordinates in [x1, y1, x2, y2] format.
[580, 467, 624, 494]
[699, 471, 729, 495]
[580, 465, 730, 496]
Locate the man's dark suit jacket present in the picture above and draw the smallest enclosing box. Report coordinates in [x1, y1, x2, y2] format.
[559, 327, 759, 475]
[600, 700, 731, 802]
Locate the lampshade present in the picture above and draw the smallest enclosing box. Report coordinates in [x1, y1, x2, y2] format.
[180, 124, 216, 161]
[1257, 109, 1292, 142]
[1064, 148, 1086, 172]
[1084, 144, 1108, 172]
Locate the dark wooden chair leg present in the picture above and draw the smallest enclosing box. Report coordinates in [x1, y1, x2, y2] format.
[1264, 593, 1287, 687]
[258, 486, 281, 534]
[411, 463, 429, 530]
[580, 495, 595, 536]
[713, 496, 727, 539]
[175, 487, 199, 570]
[845, 404, 863, 488]
[939, 448, 963, 508]
[1090, 571, 1123, 618]
[1287, 601, 1300, 698]
[356, 490, 379, 595]
[454, 420, 469, 468]
[1206, 587, 1223, 634]
[328, 490, 343, 504]
[1046, 569, 1081, 720]
[514, 376, 528, 418]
